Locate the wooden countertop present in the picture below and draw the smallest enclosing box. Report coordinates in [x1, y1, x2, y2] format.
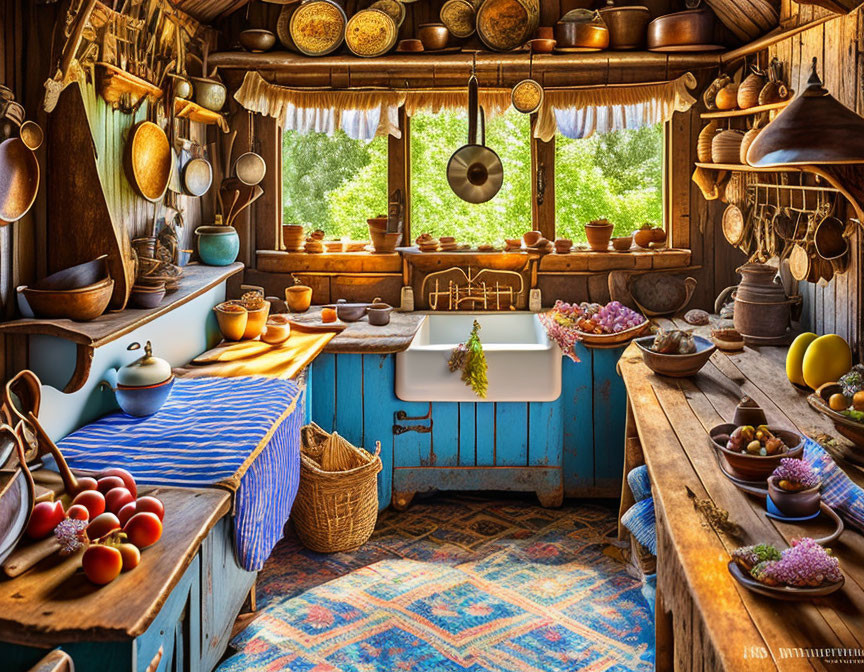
[290, 307, 425, 354]
[0, 485, 230, 646]
[618, 319, 864, 671]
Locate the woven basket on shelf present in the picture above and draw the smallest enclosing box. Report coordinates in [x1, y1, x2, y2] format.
[294, 422, 382, 553]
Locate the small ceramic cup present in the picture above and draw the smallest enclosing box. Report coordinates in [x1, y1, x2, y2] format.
[367, 302, 393, 326]
[285, 285, 313, 313]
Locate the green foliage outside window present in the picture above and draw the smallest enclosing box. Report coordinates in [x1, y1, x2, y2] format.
[281, 116, 663, 244]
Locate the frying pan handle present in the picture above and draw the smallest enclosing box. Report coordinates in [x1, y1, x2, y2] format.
[467, 75, 478, 145]
[478, 106, 486, 147]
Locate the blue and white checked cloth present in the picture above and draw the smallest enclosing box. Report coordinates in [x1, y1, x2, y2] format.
[58, 376, 303, 571]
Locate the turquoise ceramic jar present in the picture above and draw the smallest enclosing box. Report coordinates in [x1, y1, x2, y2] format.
[196, 225, 239, 266]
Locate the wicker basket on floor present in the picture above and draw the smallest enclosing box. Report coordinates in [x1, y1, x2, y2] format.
[294, 422, 382, 553]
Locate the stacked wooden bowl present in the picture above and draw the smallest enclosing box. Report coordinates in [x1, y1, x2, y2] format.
[283, 224, 305, 252]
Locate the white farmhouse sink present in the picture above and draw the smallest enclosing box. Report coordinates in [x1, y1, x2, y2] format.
[395, 313, 561, 402]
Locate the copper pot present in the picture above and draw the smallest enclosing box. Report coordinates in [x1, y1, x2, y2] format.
[554, 9, 609, 50]
[599, 2, 651, 50]
[646, 9, 715, 51]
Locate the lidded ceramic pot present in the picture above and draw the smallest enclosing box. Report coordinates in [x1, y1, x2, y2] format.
[118, 341, 172, 387]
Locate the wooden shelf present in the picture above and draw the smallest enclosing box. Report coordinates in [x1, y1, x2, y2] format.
[96, 62, 163, 108]
[700, 99, 791, 119]
[0, 263, 242, 392]
[694, 162, 803, 173]
[209, 50, 723, 88]
[174, 98, 227, 128]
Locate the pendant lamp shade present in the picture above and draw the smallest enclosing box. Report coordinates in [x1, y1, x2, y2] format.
[747, 58, 864, 167]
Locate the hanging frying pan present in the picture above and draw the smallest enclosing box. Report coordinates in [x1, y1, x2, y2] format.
[447, 75, 503, 204]
[0, 424, 34, 566]
[124, 121, 172, 202]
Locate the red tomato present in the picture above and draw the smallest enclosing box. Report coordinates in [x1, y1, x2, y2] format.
[26, 501, 65, 539]
[134, 496, 165, 521]
[97, 468, 137, 499]
[75, 476, 99, 493]
[105, 487, 134, 514]
[87, 512, 121, 541]
[118, 543, 141, 571]
[123, 512, 162, 549]
[96, 476, 125, 494]
[82, 544, 122, 585]
[72, 490, 106, 519]
[66, 504, 90, 522]
[117, 501, 138, 527]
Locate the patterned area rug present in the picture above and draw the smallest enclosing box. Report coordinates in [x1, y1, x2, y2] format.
[218, 495, 654, 672]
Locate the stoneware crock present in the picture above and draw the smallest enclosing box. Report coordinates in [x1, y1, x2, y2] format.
[767, 476, 821, 518]
[196, 225, 240, 266]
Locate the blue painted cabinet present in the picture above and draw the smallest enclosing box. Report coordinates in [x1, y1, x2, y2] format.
[307, 344, 627, 509]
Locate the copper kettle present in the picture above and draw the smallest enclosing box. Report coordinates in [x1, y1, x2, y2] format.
[447, 75, 503, 204]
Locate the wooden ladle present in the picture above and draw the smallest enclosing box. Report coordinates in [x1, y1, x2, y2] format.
[227, 185, 264, 228]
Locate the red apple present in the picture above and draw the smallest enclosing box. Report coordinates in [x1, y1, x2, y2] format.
[117, 501, 138, 527]
[134, 496, 164, 521]
[74, 476, 99, 493]
[96, 476, 125, 494]
[72, 490, 105, 519]
[123, 512, 162, 549]
[118, 543, 141, 571]
[82, 544, 123, 585]
[26, 501, 65, 539]
[105, 487, 134, 514]
[66, 504, 90, 522]
[87, 512, 120, 541]
[97, 468, 137, 499]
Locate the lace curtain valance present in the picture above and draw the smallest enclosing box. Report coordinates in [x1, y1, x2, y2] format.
[234, 70, 697, 142]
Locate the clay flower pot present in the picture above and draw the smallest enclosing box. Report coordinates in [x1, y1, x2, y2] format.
[767, 476, 821, 518]
[585, 221, 614, 251]
[214, 302, 248, 341]
[285, 285, 313, 313]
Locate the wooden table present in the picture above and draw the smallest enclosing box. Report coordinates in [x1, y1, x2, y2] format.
[0, 485, 244, 672]
[617, 328, 864, 672]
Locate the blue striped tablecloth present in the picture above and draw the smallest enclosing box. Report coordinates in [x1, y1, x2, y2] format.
[58, 376, 303, 571]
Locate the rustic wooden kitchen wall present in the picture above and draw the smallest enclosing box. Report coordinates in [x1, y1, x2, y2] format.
[0, 0, 212, 380]
[767, 3, 862, 353]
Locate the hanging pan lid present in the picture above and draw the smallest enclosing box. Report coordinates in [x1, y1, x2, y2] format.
[447, 75, 503, 204]
[747, 58, 864, 167]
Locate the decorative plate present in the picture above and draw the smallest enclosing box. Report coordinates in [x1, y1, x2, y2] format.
[728, 561, 844, 601]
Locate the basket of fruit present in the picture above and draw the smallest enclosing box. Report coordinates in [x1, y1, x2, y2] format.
[539, 300, 647, 358]
[710, 423, 804, 481]
[808, 377, 864, 449]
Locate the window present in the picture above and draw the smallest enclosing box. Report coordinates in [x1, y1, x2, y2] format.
[410, 109, 532, 246]
[555, 124, 663, 243]
[281, 128, 388, 240]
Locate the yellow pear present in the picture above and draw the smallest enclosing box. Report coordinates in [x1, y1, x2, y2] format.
[786, 332, 818, 387]
[801, 334, 852, 391]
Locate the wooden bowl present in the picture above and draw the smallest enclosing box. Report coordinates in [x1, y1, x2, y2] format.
[0, 137, 40, 223]
[397, 38, 424, 52]
[711, 327, 745, 351]
[124, 122, 171, 202]
[239, 29, 276, 52]
[527, 38, 556, 53]
[371, 230, 402, 253]
[809, 382, 864, 449]
[523, 230, 542, 246]
[32, 255, 109, 291]
[710, 423, 804, 481]
[576, 320, 648, 346]
[635, 335, 716, 377]
[22, 277, 114, 321]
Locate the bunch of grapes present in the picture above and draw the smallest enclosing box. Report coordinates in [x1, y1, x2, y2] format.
[539, 301, 584, 362]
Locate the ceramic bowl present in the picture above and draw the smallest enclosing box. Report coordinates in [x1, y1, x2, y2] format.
[190, 77, 227, 111]
[214, 302, 248, 341]
[612, 236, 633, 251]
[767, 476, 821, 518]
[711, 327, 745, 352]
[367, 302, 393, 326]
[239, 29, 277, 52]
[710, 423, 805, 481]
[332, 299, 368, 322]
[285, 285, 313, 312]
[115, 376, 174, 417]
[418, 23, 450, 51]
[262, 314, 292, 344]
[371, 230, 402, 253]
[523, 230, 542, 246]
[130, 282, 166, 309]
[634, 335, 716, 377]
[808, 382, 864, 448]
[527, 38, 556, 53]
[22, 277, 114, 321]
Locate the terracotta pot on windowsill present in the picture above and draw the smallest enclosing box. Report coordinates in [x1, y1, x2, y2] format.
[585, 221, 614, 251]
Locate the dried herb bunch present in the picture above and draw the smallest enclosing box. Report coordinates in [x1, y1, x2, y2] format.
[449, 320, 488, 399]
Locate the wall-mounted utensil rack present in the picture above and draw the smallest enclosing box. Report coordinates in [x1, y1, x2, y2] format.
[422, 266, 525, 311]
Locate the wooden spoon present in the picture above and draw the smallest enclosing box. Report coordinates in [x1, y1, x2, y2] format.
[227, 185, 263, 228]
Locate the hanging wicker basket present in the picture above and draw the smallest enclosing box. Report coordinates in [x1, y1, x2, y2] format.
[294, 423, 382, 553]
